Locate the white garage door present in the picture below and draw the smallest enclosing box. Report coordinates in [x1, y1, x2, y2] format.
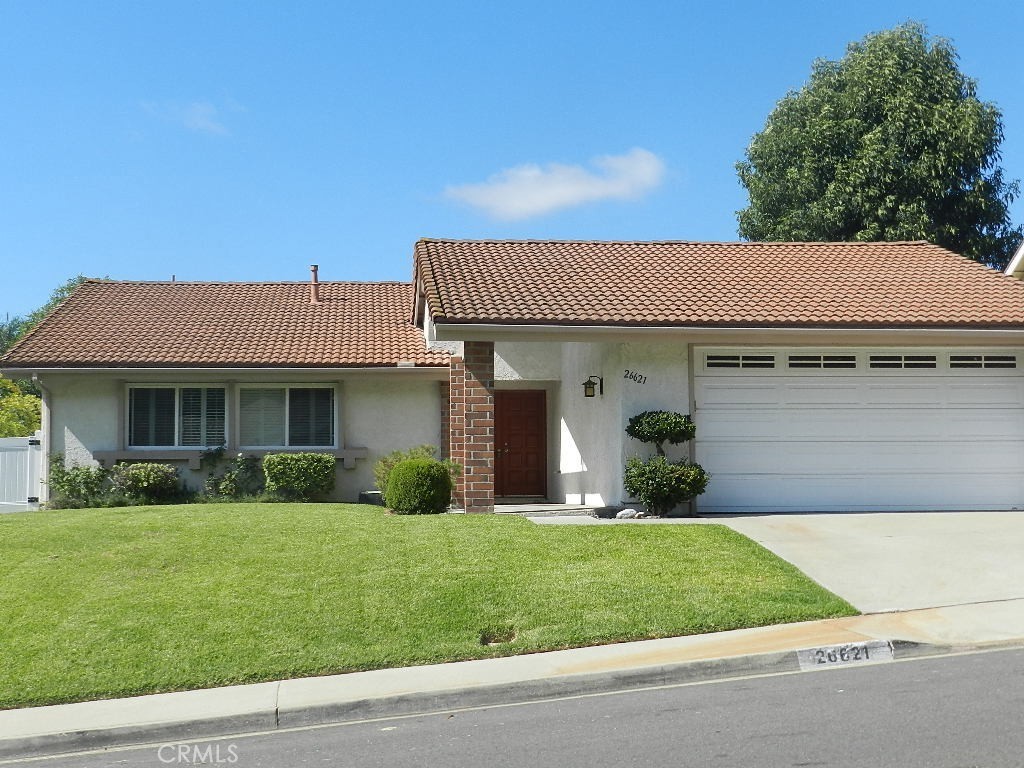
[694, 348, 1024, 512]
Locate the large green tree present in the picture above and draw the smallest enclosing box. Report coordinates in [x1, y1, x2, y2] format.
[736, 22, 1021, 267]
[0, 275, 88, 434]
[1, 275, 87, 357]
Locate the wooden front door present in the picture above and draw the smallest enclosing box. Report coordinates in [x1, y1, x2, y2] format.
[495, 390, 547, 497]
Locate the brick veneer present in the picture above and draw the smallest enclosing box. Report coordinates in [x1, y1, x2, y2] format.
[449, 341, 494, 513]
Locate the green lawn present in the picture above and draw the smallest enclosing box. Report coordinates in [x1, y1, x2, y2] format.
[0, 504, 856, 709]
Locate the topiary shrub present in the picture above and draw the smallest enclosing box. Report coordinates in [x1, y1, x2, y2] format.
[624, 409, 708, 516]
[625, 411, 696, 456]
[108, 462, 181, 504]
[623, 456, 710, 516]
[385, 458, 454, 514]
[263, 453, 335, 501]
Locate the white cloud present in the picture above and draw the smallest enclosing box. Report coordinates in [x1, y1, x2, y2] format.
[444, 148, 665, 220]
[141, 100, 232, 136]
[181, 102, 229, 135]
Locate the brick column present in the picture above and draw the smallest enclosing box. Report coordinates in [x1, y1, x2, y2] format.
[449, 341, 494, 513]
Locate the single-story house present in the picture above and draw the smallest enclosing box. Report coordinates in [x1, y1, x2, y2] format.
[0, 274, 450, 501]
[6, 239, 1024, 514]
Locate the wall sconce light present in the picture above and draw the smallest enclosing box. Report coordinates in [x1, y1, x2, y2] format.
[582, 375, 604, 398]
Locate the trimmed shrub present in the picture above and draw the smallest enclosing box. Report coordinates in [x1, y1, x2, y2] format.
[625, 411, 696, 456]
[263, 453, 335, 501]
[108, 462, 181, 504]
[373, 445, 437, 503]
[385, 458, 453, 515]
[624, 456, 709, 516]
[373, 445, 462, 505]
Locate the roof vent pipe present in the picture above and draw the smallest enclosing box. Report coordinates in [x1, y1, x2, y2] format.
[309, 264, 321, 304]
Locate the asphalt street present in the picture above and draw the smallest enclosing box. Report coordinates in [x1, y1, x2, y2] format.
[8, 647, 1023, 768]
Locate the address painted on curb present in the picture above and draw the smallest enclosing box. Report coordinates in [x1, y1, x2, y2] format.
[796, 640, 894, 671]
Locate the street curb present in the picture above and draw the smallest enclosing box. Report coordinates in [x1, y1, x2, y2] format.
[4, 637, 1008, 761]
[0, 711, 277, 762]
[277, 649, 799, 729]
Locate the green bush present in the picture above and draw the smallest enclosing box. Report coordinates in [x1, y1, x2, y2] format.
[624, 456, 710, 516]
[374, 445, 437, 503]
[202, 450, 264, 499]
[385, 458, 454, 515]
[47, 454, 108, 509]
[263, 453, 335, 501]
[108, 462, 181, 504]
[373, 445, 461, 505]
[625, 411, 696, 455]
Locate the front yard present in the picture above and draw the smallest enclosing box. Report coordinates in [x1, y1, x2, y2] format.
[1, 504, 856, 709]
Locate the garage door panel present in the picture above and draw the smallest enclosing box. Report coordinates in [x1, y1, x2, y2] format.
[697, 410, 781, 439]
[697, 382, 780, 407]
[698, 442, 780, 473]
[853, 410, 948, 439]
[865, 383, 945, 406]
[948, 443, 1024, 473]
[700, 473, 1024, 512]
[945, 381, 1023, 406]
[783, 410, 863, 439]
[782, 383, 862, 406]
[700, 475, 865, 511]
[947, 410, 1024, 439]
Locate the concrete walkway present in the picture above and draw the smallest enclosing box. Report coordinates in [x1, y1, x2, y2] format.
[4, 599, 1024, 761]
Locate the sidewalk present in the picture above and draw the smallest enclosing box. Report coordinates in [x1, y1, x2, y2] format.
[4, 598, 1024, 761]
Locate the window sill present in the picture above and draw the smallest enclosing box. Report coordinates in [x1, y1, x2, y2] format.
[95, 447, 369, 470]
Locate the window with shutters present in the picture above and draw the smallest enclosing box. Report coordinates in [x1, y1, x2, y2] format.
[128, 386, 226, 447]
[239, 386, 335, 448]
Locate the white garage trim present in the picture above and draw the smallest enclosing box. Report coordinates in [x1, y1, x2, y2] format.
[694, 347, 1024, 513]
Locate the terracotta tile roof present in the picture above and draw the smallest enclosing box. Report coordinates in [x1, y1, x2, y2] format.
[414, 239, 1024, 328]
[1, 281, 449, 369]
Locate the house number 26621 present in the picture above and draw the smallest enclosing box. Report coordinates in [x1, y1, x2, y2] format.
[624, 369, 647, 385]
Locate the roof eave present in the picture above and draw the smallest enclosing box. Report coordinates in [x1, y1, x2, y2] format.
[431, 321, 1024, 345]
[1, 364, 450, 378]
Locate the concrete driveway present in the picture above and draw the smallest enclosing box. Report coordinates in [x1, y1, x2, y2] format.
[716, 511, 1024, 613]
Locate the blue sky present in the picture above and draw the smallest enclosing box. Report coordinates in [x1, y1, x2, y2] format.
[3, 0, 1024, 319]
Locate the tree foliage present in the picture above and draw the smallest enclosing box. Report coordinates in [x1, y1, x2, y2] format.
[1, 274, 90, 426]
[1, 274, 87, 355]
[736, 22, 1021, 267]
[0, 377, 41, 437]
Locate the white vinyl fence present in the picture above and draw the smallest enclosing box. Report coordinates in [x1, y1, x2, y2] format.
[0, 431, 43, 512]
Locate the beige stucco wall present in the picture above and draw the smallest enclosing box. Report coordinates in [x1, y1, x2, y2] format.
[494, 342, 561, 381]
[37, 370, 444, 503]
[532, 340, 693, 506]
[46, 375, 121, 468]
[339, 377, 443, 499]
